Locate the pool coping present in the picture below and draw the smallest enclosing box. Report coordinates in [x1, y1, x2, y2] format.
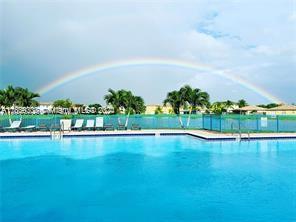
[1, 130, 296, 141]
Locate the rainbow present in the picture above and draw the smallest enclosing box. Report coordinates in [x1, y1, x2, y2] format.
[37, 57, 283, 103]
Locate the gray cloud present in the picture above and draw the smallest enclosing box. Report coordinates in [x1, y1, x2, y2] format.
[1, 0, 295, 104]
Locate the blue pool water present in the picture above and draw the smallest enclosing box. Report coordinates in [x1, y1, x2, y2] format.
[1, 136, 296, 222]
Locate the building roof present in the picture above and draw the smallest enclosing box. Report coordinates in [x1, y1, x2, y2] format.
[38, 102, 53, 106]
[238, 105, 266, 111]
[269, 104, 296, 111]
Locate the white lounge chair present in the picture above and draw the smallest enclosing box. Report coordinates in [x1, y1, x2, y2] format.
[95, 117, 104, 130]
[85, 120, 95, 130]
[4, 120, 22, 131]
[22, 125, 36, 131]
[71, 119, 84, 131]
[60, 119, 72, 131]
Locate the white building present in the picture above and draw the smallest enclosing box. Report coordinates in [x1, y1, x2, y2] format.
[38, 102, 53, 114]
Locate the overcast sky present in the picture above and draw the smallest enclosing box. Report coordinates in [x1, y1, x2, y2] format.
[1, 0, 295, 105]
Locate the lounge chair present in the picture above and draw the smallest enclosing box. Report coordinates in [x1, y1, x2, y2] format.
[117, 124, 127, 130]
[4, 120, 22, 132]
[0, 122, 4, 132]
[22, 125, 36, 132]
[37, 123, 48, 131]
[71, 119, 84, 131]
[60, 119, 72, 131]
[50, 124, 60, 131]
[85, 120, 95, 130]
[131, 124, 141, 130]
[104, 123, 114, 131]
[95, 117, 104, 130]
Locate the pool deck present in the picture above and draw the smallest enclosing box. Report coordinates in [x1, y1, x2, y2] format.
[1, 129, 296, 140]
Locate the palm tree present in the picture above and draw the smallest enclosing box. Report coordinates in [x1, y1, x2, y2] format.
[119, 90, 145, 126]
[3, 86, 16, 124]
[104, 89, 146, 126]
[0, 89, 7, 117]
[131, 96, 145, 114]
[210, 102, 227, 114]
[163, 90, 184, 127]
[0, 85, 39, 123]
[14, 87, 39, 107]
[1, 86, 39, 108]
[179, 85, 210, 127]
[225, 100, 234, 108]
[237, 99, 248, 108]
[163, 90, 183, 114]
[1, 85, 16, 109]
[104, 89, 121, 114]
[154, 106, 163, 114]
[53, 99, 73, 108]
[119, 90, 134, 126]
[0, 89, 5, 107]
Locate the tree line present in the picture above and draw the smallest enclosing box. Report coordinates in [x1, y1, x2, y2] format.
[2, 84, 283, 116]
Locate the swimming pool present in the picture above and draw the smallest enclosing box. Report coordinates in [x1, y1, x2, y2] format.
[1, 136, 296, 222]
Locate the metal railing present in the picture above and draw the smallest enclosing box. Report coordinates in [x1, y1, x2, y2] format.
[50, 122, 64, 140]
[0, 114, 295, 132]
[202, 114, 296, 133]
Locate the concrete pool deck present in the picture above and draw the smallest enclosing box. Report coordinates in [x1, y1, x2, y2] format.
[1, 129, 296, 140]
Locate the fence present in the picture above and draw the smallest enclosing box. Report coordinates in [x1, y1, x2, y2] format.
[0, 114, 295, 132]
[0, 114, 203, 130]
[202, 114, 296, 133]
